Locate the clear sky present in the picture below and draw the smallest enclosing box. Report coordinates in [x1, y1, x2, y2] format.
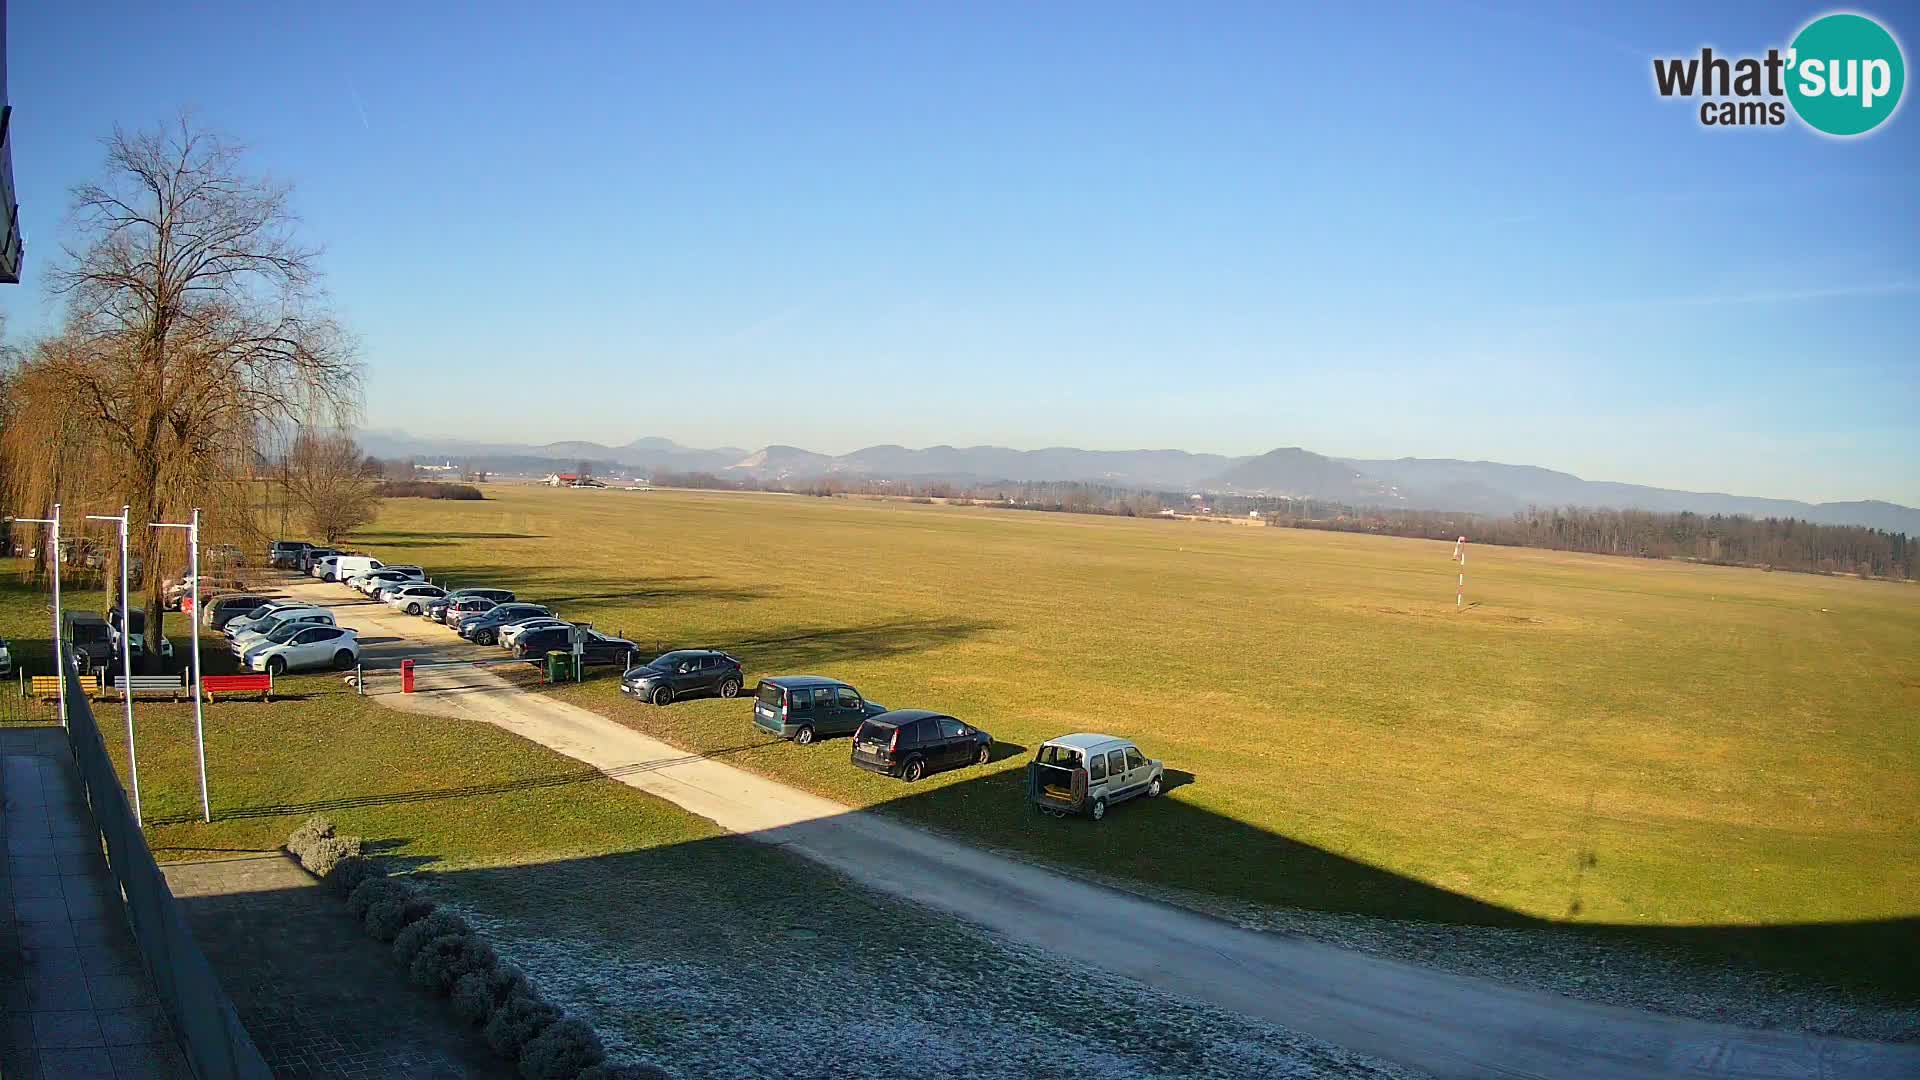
[2, 1, 1915, 504]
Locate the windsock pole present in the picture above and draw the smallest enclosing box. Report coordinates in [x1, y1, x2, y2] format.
[1452, 536, 1468, 609]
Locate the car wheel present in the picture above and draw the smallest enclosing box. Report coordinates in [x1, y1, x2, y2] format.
[975, 743, 991, 765]
[1090, 797, 1107, 822]
[333, 650, 355, 671]
[267, 655, 288, 676]
[902, 757, 926, 783]
[478, 630, 495, 645]
[793, 725, 816, 746]
[718, 677, 741, 699]
[1148, 775, 1164, 798]
[323, 573, 336, 583]
[651, 685, 673, 706]
[407, 603, 422, 615]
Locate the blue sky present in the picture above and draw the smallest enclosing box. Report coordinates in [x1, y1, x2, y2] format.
[3, 1, 1915, 504]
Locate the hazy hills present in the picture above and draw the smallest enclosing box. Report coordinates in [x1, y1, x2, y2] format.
[354, 429, 1920, 533]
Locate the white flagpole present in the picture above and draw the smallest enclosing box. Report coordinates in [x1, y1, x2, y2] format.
[152, 510, 212, 822]
[88, 506, 141, 823]
[190, 508, 207, 821]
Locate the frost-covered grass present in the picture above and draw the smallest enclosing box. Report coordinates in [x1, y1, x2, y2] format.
[424, 835, 1424, 1080]
[1009, 851, 1920, 1045]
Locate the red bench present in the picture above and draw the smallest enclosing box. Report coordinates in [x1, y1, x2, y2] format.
[202, 673, 274, 701]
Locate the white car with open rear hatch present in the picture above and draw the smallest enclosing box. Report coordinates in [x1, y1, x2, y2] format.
[1026, 733, 1164, 821]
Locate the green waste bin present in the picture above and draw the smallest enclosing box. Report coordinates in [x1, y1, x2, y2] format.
[545, 650, 571, 683]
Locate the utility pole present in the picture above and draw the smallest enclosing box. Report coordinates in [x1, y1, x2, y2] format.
[151, 508, 210, 821]
[86, 506, 141, 823]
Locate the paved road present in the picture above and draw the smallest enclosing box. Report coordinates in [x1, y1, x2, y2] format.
[290, 579, 1920, 1080]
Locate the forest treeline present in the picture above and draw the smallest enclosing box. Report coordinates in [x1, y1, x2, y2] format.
[649, 471, 1917, 581]
[1266, 503, 1918, 580]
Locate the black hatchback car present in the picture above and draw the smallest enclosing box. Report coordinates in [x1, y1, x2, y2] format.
[850, 710, 993, 782]
[620, 650, 744, 705]
[511, 625, 636, 665]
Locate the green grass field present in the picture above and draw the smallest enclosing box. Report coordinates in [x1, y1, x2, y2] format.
[362, 485, 1917, 995]
[4, 486, 1915, 999]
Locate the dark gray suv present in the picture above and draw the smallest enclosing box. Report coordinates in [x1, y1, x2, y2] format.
[621, 650, 743, 706]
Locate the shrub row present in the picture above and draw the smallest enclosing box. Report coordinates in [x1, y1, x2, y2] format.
[287, 817, 665, 1080]
[374, 480, 486, 500]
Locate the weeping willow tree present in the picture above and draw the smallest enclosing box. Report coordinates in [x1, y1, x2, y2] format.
[0, 115, 359, 669]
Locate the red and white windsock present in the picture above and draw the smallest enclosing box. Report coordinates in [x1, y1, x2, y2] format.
[1452, 536, 1468, 608]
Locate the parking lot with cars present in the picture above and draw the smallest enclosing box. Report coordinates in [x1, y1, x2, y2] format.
[245, 535, 1154, 806]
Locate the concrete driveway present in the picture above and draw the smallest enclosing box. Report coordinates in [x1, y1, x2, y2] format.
[275, 576, 1920, 1080]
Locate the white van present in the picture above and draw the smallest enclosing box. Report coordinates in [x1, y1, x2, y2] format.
[319, 555, 384, 583]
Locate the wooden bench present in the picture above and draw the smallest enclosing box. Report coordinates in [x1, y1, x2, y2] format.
[111, 674, 188, 700]
[30, 674, 103, 699]
[203, 673, 273, 701]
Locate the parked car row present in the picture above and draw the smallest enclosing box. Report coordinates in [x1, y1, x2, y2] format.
[60, 608, 175, 671]
[747, 670, 1162, 822]
[310, 554, 644, 671]
[219, 598, 360, 674]
[276, 538, 1168, 823]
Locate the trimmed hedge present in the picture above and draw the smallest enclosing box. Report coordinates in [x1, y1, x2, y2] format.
[518, 1017, 605, 1080]
[452, 964, 531, 1026]
[578, 1064, 672, 1080]
[366, 892, 438, 942]
[347, 876, 408, 920]
[393, 910, 473, 965]
[294, 823, 667, 1079]
[325, 854, 382, 896]
[410, 933, 499, 995]
[484, 993, 561, 1061]
[286, 814, 336, 851]
[285, 815, 365, 882]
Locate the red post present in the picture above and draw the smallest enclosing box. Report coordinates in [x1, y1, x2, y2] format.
[401, 658, 415, 694]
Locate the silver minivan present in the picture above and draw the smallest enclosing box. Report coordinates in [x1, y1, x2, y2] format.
[1027, 733, 1165, 821]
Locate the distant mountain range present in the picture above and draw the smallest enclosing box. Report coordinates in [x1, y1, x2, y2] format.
[353, 428, 1920, 533]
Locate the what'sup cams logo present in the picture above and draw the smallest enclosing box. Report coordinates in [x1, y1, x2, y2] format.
[1653, 11, 1904, 135]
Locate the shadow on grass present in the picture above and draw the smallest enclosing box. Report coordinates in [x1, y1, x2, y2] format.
[401, 565, 769, 608]
[167, 774, 1920, 1080]
[868, 762, 1918, 1004]
[348, 531, 548, 549]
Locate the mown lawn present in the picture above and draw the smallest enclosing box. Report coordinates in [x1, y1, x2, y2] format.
[358, 486, 1917, 997]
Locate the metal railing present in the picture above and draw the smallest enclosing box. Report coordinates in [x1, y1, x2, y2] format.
[61, 668, 273, 1080]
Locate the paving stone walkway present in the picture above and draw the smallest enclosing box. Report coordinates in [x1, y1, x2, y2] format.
[162, 853, 513, 1080]
[0, 726, 192, 1080]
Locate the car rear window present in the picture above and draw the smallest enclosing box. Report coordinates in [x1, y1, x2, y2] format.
[1036, 745, 1082, 768]
[856, 720, 894, 743]
[757, 684, 784, 708]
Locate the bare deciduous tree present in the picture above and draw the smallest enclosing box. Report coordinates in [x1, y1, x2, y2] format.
[287, 431, 380, 546]
[1, 115, 360, 669]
